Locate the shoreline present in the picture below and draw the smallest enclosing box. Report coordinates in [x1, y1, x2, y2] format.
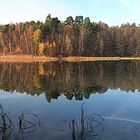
[0, 55, 140, 62]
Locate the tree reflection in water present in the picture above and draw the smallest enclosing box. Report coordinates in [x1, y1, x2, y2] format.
[0, 61, 139, 102]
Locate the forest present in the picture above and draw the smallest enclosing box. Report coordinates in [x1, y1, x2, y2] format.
[0, 14, 140, 57]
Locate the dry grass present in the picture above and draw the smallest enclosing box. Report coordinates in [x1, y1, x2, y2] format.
[63, 56, 140, 62]
[0, 55, 140, 62]
[62, 57, 121, 62]
[0, 55, 59, 62]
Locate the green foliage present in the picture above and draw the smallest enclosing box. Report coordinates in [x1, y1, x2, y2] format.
[75, 16, 83, 25]
[65, 16, 74, 25]
[0, 24, 9, 32]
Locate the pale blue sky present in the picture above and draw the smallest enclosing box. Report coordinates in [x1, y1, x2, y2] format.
[0, 0, 140, 26]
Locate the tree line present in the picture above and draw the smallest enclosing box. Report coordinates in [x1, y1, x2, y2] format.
[0, 14, 140, 57]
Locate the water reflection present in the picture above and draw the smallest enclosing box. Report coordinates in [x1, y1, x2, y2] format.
[0, 61, 140, 140]
[68, 104, 104, 140]
[0, 105, 40, 140]
[0, 61, 139, 101]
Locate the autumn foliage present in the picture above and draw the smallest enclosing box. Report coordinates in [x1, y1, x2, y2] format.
[0, 15, 140, 57]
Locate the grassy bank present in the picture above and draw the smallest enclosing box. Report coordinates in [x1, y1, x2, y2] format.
[0, 55, 140, 62]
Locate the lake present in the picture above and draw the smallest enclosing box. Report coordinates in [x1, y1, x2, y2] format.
[0, 61, 140, 140]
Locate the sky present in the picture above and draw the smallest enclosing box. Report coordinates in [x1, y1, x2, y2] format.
[0, 0, 140, 26]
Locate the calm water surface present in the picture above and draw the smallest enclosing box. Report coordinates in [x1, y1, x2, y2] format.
[0, 61, 140, 140]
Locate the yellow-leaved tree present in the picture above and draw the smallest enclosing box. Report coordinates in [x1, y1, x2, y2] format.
[38, 42, 45, 55]
[33, 29, 42, 55]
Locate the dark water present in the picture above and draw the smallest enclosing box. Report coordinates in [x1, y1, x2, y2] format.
[0, 61, 140, 140]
